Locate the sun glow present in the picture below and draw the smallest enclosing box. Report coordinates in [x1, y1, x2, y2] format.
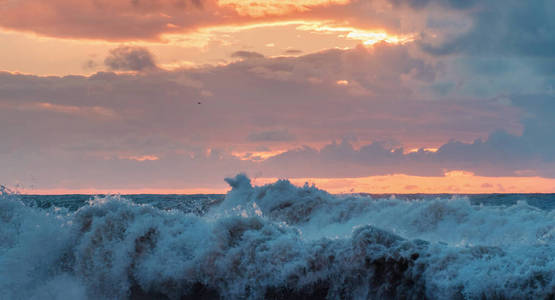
[296, 23, 415, 46]
[336, 80, 349, 85]
[346, 31, 414, 45]
[406, 147, 439, 154]
[120, 155, 160, 162]
[218, 0, 351, 16]
[232, 149, 288, 161]
[162, 20, 415, 50]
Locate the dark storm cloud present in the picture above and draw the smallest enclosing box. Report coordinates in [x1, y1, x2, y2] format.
[104, 46, 158, 71]
[421, 0, 555, 58]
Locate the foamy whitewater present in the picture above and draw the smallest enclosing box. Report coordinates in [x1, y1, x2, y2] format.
[1, 175, 554, 299]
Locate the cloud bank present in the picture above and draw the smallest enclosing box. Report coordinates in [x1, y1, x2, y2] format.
[1, 40, 554, 190]
[1, 0, 555, 191]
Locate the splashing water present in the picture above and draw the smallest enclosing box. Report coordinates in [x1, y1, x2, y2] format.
[1, 175, 554, 299]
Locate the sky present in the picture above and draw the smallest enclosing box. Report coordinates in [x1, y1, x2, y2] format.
[1, 0, 555, 194]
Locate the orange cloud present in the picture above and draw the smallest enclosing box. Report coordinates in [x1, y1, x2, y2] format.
[218, 0, 350, 17]
[0, 0, 357, 41]
[119, 155, 160, 162]
[0, 0, 422, 44]
[232, 149, 288, 161]
[296, 23, 415, 45]
[336, 79, 349, 85]
[0, 0, 222, 41]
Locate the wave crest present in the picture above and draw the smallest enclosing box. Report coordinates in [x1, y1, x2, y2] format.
[0, 175, 554, 299]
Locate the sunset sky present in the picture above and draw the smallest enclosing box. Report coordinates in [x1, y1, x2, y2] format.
[1, 0, 555, 193]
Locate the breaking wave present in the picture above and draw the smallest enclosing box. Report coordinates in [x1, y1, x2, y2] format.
[1, 176, 554, 299]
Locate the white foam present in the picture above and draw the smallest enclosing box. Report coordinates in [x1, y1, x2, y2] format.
[0, 176, 553, 299]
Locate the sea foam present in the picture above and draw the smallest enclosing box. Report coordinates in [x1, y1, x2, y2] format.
[0, 176, 554, 299]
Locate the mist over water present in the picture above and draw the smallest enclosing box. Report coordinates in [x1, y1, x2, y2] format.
[1, 176, 554, 299]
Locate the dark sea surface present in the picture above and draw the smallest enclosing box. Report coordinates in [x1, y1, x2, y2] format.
[18, 192, 555, 213]
[2, 176, 554, 299]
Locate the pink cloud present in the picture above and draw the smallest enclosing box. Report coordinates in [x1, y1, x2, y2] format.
[0, 0, 361, 41]
[0, 0, 449, 41]
[0, 41, 553, 190]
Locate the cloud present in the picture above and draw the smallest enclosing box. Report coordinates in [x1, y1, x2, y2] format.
[0, 42, 552, 189]
[247, 129, 295, 142]
[217, 0, 350, 17]
[0, 0, 219, 40]
[420, 0, 555, 58]
[104, 46, 157, 71]
[119, 155, 160, 162]
[0, 44, 513, 151]
[391, 0, 478, 10]
[261, 120, 555, 179]
[2, 1, 555, 191]
[284, 49, 303, 55]
[0, 0, 357, 41]
[231, 51, 264, 59]
[0, 0, 225, 41]
[83, 59, 98, 70]
[130, 0, 205, 9]
[16, 102, 116, 118]
[0, 0, 474, 43]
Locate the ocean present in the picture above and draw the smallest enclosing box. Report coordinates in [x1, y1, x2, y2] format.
[1, 175, 554, 299]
